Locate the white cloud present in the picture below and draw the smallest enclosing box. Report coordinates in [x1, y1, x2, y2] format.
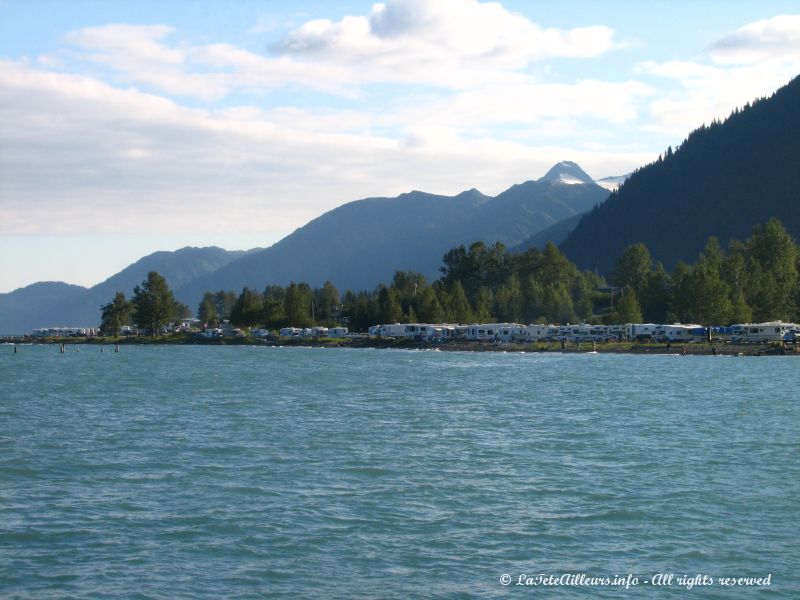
[277, 0, 618, 87]
[60, 1, 619, 99]
[707, 15, 800, 65]
[0, 59, 649, 242]
[637, 15, 800, 135]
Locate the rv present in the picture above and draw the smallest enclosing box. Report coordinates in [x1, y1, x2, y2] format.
[466, 323, 525, 342]
[731, 322, 800, 343]
[630, 323, 659, 341]
[525, 324, 550, 341]
[373, 323, 430, 339]
[663, 324, 706, 342]
[303, 326, 328, 338]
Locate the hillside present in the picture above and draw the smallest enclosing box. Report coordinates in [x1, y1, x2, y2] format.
[0, 282, 88, 335]
[176, 162, 610, 303]
[561, 74, 800, 274]
[0, 247, 252, 334]
[509, 212, 587, 253]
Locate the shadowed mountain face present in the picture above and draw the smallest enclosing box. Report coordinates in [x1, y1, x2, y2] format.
[0, 247, 251, 334]
[561, 74, 800, 275]
[509, 212, 587, 254]
[176, 162, 610, 302]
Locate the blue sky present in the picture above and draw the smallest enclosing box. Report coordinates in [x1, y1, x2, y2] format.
[2, 1, 800, 293]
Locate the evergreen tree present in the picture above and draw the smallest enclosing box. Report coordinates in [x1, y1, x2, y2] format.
[685, 238, 733, 325]
[745, 218, 798, 321]
[262, 286, 286, 328]
[100, 292, 132, 337]
[209, 290, 237, 321]
[640, 262, 671, 323]
[198, 292, 219, 327]
[230, 287, 264, 327]
[613, 243, 652, 296]
[377, 285, 402, 324]
[416, 286, 443, 323]
[612, 286, 643, 324]
[493, 274, 522, 322]
[315, 281, 340, 323]
[445, 280, 472, 324]
[284, 282, 314, 327]
[132, 271, 177, 335]
[473, 286, 494, 323]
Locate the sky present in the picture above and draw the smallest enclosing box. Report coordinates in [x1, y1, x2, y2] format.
[1, 1, 800, 293]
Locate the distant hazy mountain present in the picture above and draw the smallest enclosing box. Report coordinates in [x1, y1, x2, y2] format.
[0, 282, 88, 335]
[561, 74, 800, 274]
[0, 247, 252, 334]
[177, 162, 610, 303]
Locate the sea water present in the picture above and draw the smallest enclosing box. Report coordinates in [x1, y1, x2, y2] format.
[1, 345, 798, 598]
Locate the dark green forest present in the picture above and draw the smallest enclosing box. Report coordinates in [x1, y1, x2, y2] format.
[103, 219, 798, 334]
[182, 218, 799, 332]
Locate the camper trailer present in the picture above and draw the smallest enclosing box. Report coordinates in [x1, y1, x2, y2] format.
[466, 323, 525, 342]
[663, 324, 706, 342]
[731, 322, 799, 343]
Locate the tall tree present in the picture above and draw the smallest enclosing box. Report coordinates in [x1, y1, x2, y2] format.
[612, 286, 643, 324]
[315, 281, 341, 323]
[745, 218, 798, 321]
[493, 274, 522, 322]
[230, 287, 265, 327]
[132, 272, 177, 335]
[284, 282, 314, 327]
[377, 285, 403, 324]
[416, 285, 443, 323]
[198, 292, 219, 327]
[685, 238, 733, 325]
[445, 280, 472, 324]
[613, 243, 652, 296]
[100, 292, 132, 337]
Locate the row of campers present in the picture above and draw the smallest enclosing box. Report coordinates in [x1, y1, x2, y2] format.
[365, 322, 799, 344]
[278, 327, 350, 338]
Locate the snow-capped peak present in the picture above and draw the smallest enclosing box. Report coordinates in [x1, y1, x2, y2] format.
[558, 173, 587, 185]
[540, 161, 595, 186]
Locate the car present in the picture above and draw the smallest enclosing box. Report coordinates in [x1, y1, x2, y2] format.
[781, 329, 800, 342]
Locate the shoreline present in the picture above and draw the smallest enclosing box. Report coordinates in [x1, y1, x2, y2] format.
[4, 335, 799, 356]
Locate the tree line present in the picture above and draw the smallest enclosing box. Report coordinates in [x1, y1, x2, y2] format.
[100, 218, 799, 336]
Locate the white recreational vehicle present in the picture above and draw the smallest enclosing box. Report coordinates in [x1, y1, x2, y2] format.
[630, 323, 659, 341]
[525, 324, 551, 341]
[731, 322, 800, 343]
[466, 323, 525, 342]
[662, 324, 706, 342]
[371, 323, 430, 339]
[303, 326, 328, 338]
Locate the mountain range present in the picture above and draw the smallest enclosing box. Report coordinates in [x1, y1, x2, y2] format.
[175, 161, 610, 304]
[1, 162, 610, 333]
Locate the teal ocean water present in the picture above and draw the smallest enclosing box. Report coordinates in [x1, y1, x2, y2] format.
[2, 345, 798, 598]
